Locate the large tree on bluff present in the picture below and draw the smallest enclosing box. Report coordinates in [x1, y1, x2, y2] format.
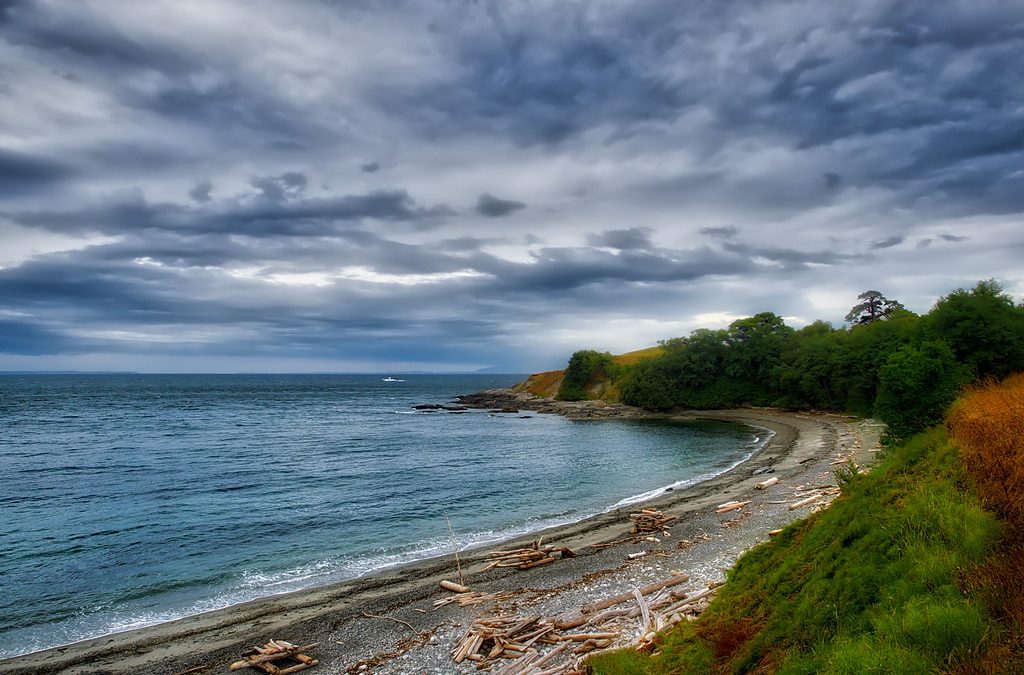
[845, 290, 905, 324]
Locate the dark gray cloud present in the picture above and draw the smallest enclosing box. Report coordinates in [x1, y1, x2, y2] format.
[587, 228, 652, 250]
[475, 193, 526, 217]
[250, 172, 308, 202]
[721, 241, 862, 268]
[699, 227, 738, 240]
[8, 189, 453, 238]
[870, 235, 905, 250]
[391, 5, 686, 146]
[0, 149, 73, 196]
[189, 180, 213, 203]
[1, 0, 1022, 371]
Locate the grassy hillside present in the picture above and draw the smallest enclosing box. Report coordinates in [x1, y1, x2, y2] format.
[515, 347, 665, 399]
[586, 375, 1024, 674]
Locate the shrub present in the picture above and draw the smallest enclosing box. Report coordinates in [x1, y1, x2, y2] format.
[557, 349, 613, 401]
[874, 340, 969, 440]
[948, 373, 1024, 526]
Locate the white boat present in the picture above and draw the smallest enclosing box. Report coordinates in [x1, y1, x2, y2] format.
[382, 376, 404, 382]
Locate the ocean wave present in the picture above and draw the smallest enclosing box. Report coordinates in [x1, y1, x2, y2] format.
[608, 425, 774, 510]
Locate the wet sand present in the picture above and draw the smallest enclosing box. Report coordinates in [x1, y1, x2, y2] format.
[0, 394, 880, 675]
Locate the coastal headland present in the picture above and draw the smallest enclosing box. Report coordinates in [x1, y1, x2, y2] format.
[0, 390, 880, 675]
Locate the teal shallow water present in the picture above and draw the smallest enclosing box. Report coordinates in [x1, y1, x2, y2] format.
[0, 374, 765, 658]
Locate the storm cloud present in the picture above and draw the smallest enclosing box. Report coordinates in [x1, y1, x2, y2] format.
[0, 0, 1022, 372]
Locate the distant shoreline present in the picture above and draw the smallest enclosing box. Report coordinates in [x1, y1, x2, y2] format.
[0, 391, 867, 675]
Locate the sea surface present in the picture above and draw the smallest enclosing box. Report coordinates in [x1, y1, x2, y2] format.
[0, 374, 767, 658]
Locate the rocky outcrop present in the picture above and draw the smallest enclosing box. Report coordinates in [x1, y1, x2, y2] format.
[454, 388, 652, 420]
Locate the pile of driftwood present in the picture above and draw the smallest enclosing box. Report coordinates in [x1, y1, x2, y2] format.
[482, 540, 576, 572]
[449, 573, 721, 672]
[789, 484, 842, 510]
[230, 640, 318, 674]
[630, 509, 676, 534]
[434, 587, 515, 608]
[451, 615, 563, 664]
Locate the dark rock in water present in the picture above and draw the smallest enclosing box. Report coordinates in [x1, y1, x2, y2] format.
[413, 404, 443, 410]
[665, 487, 674, 492]
[456, 387, 648, 421]
[441, 405, 468, 411]
[518, 415, 533, 419]
[448, 410, 467, 414]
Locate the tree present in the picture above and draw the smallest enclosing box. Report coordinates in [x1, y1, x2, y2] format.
[775, 321, 846, 409]
[724, 312, 793, 392]
[557, 349, 613, 401]
[925, 279, 1024, 379]
[829, 311, 920, 414]
[874, 340, 970, 440]
[845, 290, 906, 325]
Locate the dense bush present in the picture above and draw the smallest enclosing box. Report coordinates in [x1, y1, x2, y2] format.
[873, 340, 970, 440]
[556, 349, 613, 401]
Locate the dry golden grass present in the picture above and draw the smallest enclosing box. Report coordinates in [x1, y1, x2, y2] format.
[947, 373, 1024, 525]
[948, 374, 1024, 668]
[612, 346, 665, 365]
[519, 346, 661, 399]
[522, 369, 564, 398]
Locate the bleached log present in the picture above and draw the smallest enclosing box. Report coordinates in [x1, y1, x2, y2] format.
[440, 580, 470, 593]
[633, 588, 652, 630]
[530, 641, 571, 670]
[661, 588, 715, 615]
[789, 495, 819, 510]
[561, 632, 620, 641]
[580, 574, 689, 614]
[755, 476, 779, 489]
[715, 500, 751, 514]
[519, 556, 555, 570]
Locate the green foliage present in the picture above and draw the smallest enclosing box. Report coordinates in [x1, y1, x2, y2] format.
[567, 279, 1023, 439]
[556, 349, 613, 401]
[724, 312, 793, 393]
[587, 428, 1004, 675]
[873, 340, 970, 441]
[925, 279, 1024, 379]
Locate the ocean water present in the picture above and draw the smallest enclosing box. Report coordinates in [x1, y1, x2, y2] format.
[0, 374, 766, 658]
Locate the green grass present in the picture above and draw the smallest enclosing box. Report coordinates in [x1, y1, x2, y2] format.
[587, 427, 1004, 674]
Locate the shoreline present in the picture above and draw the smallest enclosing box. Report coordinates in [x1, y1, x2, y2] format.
[0, 392, 877, 675]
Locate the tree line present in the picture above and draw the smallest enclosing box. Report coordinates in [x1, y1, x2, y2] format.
[557, 281, 1024, 440]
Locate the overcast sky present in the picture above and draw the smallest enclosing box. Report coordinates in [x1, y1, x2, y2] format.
[1, 0, 1022, 373]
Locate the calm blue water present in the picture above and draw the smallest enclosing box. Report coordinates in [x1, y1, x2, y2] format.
[0, 374, 765, 658]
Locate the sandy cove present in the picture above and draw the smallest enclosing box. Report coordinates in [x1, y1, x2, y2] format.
[0, 391, 882, 675]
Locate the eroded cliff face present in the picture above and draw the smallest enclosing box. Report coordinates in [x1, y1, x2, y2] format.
[513, 369, 565, 398]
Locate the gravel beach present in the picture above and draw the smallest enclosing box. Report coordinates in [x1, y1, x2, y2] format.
[0, 391, 881, 675]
